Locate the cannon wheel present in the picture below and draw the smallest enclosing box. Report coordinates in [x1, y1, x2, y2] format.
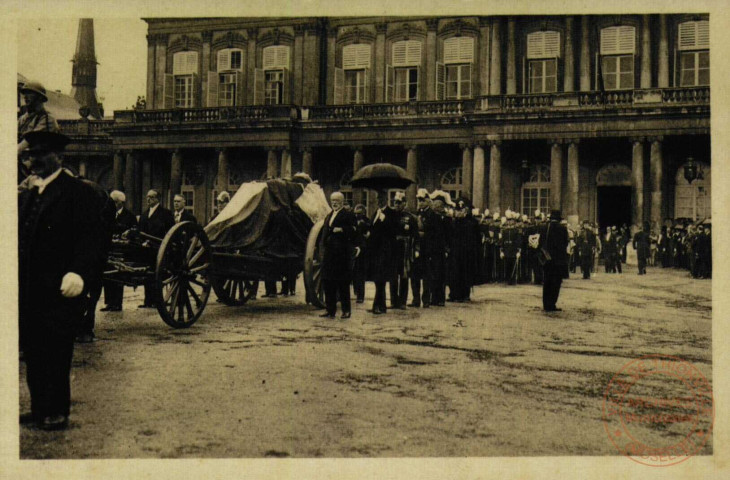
[155, 221, 211, 328]
[211, 277, 258, 306]
[303, 219, 326, 309]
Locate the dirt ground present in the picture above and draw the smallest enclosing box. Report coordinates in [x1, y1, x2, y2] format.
[19, 265, 712, 459]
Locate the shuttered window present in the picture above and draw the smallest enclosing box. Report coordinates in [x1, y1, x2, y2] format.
[392, 40, 422, 67]
[217, 48, 243, 72]
[443, 37, 474, 64]
[600, 26, 636, 55]
[263, 45, 290, 69]
[678, 20, 709, 51]
[173, 51, 199, 75]
[527, 31, 561, 59]
[343, 44, 371, 69]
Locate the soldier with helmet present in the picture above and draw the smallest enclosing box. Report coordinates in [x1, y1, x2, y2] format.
[18, 81, 59, 156]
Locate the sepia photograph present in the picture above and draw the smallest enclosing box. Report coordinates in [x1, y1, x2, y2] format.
[5, 1, 727, 479]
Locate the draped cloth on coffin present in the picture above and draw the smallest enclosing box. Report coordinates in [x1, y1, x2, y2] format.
[204, 179, 331, 260]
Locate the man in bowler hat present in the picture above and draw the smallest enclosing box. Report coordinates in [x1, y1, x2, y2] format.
[538, 209, 569, 312]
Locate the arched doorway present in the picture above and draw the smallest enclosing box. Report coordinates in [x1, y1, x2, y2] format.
[521, 164, 551, 217]
[596, 163, 632, 232]
[675, 162, 710, 220]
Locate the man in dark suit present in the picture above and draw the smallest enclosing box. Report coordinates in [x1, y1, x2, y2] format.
[320, 192, 357, 319]
[352, 204, 371, 304]
[138, 189, 175, 307]
[539, 209, 569, 312]
[368, 189, 399, 314]
[101, 190, 138, 312]
[426, 191, 451, 307]
[172, 193, 197, 224]
[409, 189, 431, 307]
[576, 220, 597, 279]
[633, 222, 651, 275]
[390, 191, 418, 309]
[18, 131, 102, 430]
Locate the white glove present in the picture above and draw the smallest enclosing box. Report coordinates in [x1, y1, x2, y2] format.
[333, 227, 343, 233]
[60, 272, 84, 298]
[516, 252, 521, 259]
[415, 251, 420, 258]
[354, 247, 361, 258]
[500, 252, 505, 259]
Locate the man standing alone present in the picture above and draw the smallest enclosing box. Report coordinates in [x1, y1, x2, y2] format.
[633, 222, 651, 275]
[539, 209, 569, 312]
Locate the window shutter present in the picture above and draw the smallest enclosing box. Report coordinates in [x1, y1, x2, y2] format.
[187, 52, 199, 74]
[392, 42, 407, 67]
[217, 49, 230, 72]
[343, 45, 357, 69]
[334, 67, 344, 104]
[363, 69, 370, 103]
[235, 71, 244, 106]
[458, 37, 474, 62]
[544, 31, 560, 58]
[356, 45, 371, 68]
[444, 37, 474, 64]
[263, 47, 276, 69]
[173, 53, 184, 75]
[253, 68, 264, 105]
[282, 68, 290, 104]
[163, 73, 174, 109]
[276, 46, 290, 69]
[192, 73, 200, 107]
[207, 71, 218, 107]
[679, 21, 709, 50]
[444, 38, 459, 64]
[343, 44, 371, 69]
[436, 61, 445, 100]
[601, 26, 635, 54]
[386, 64, 394, 102]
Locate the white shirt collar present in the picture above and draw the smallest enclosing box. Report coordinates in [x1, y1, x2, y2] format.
[32, 167, 64, 195]
[149, 204, 159, 216]
[117, 207, 124, 215]
[329, 207, 341, 226]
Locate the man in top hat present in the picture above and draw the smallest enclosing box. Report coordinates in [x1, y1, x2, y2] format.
[368, 189, 399, 314]
[390, 191, 418, 309]
[101, 190, 138, 312]
[138, 189, 175, 307]
[410, 189, 432, 307]
[18, 130, 103, 430]
[320, 192, 357, 319]
[538, 209, 569, 312]
[633, 222, 651, 275]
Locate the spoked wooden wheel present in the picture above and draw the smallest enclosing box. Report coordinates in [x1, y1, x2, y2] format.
[155, 221, 211, 328]
[211, 277, 258, 306]
[303, 219, 326, 309]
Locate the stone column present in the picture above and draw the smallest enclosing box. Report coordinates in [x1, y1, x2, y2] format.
[216, 148, 229, 193]
[281, 149, 292, 178]
[506, 17, 517, 95]
[461, 144, 473, 201]
[201, 31, 212, 105]
[406, 146, 418, 209]
[489, 18, 502, 95]
[564, 17, 575, 92]
[650, 137, 664, 230]
[124, 151, 137, 213]
[566, 140, 579, 225]
[170, 149, 183, 198]
[426, 19, 439, 100]
[146, 35, 156, 107]
[113, 150, 124, 191]
[550, 141, 563, 211]
[488, 141, 502, 213]
[326, 27, 337, 105]
[472, 143, 486, 210]
[303, 23, 321, 105]
[154, 34, 168, 109]
[479, 17, 491, 96]
[640, 15, 652, 88]
[293, 25, 305, 105]
[631, 138, 645, 229]
[580, 15, 591, 91]
[246, 28, 258, 104]
[267, 149, 279, 179]
[375, 23, 387, 103]
[353, 147, 364, 206]
[658, 15, 669, 88]
[302, 148, 313, 175]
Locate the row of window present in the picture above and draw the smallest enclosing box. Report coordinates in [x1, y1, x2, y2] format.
[168, 20, 708, 107]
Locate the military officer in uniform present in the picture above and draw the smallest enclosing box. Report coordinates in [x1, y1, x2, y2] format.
[426, 191, 452, 306]
[410, 189, 431, 307]
[390, 191, 418, 309]
[500, 212, 522, 285]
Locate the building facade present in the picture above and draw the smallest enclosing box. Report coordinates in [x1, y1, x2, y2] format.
[58, 15, 710, 231]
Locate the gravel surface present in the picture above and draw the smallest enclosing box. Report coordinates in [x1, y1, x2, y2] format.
[20, 266, 712, 459]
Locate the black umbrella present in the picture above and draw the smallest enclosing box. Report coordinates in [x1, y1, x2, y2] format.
[350, 163, 415, 190]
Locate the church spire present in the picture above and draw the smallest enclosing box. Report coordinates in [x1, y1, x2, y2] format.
[71, 18, 103, 119]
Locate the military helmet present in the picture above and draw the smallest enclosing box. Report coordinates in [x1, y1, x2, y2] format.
[20, 81, 48, 102]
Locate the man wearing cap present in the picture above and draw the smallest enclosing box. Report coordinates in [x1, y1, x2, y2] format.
[18, 131, 102, 430]
[409, 189, 431, 307]
[633, 222, 651, 275]
[390, 191, 418, 309]
[138, 189, 175, 307]
[368, 190, 399, 314]
[538, 209, 569, 312]
[320, 192, 357, 319]
[101, 190, 138, 311]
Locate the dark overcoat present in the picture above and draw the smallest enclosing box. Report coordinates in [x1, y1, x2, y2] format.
[321, 209, 356, 281]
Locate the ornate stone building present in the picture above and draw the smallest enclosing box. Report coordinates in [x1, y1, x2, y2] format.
[59, 15, 710, 231]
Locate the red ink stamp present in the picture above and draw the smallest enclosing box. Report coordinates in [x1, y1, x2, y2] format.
[603, 354, 713, 466]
